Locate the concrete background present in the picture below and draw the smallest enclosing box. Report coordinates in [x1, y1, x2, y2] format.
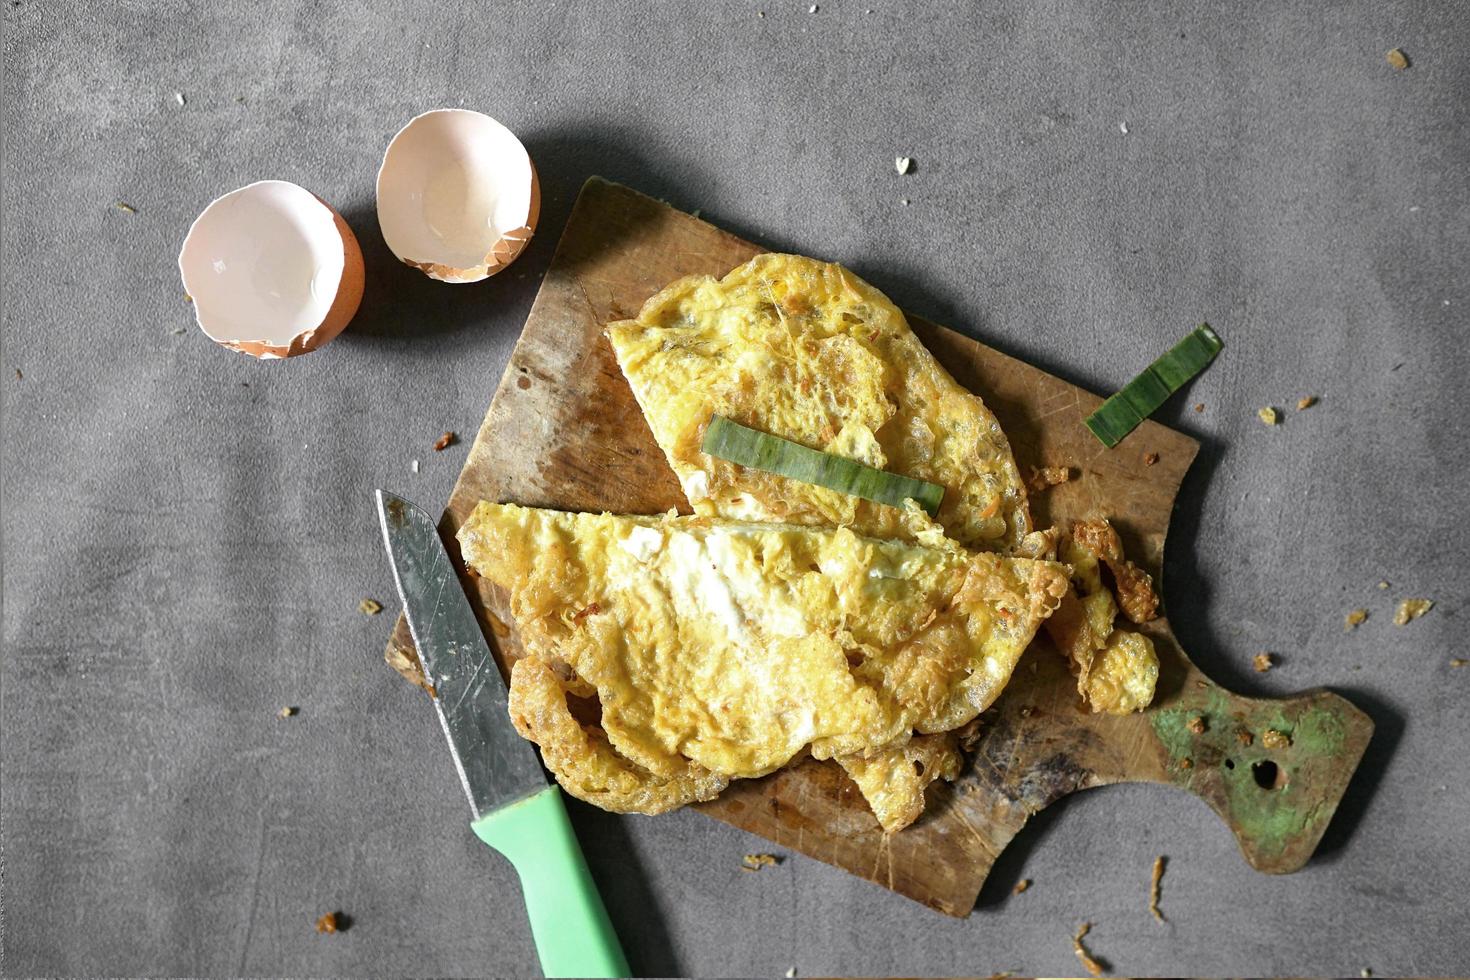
[3, 1, 1468, 976]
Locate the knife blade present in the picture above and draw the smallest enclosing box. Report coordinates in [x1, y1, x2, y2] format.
[376, 489, 546, 817]
[375, 490, 629, 979]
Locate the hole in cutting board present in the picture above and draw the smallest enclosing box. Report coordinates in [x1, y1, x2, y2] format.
[1252, 759, 1285, 790]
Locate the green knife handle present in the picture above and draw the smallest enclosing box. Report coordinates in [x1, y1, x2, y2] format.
[471, 785, 631, 979]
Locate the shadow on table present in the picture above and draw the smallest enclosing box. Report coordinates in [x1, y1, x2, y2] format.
[568, 800, 683, 977]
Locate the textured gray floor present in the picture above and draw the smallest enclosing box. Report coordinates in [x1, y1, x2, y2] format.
[3, 1, 1469, 976]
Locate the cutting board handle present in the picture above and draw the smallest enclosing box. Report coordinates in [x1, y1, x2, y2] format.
[1147, 676, 1374, 873]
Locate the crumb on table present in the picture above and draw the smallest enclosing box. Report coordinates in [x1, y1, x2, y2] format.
[1258, 406, 1280, 426]
[1344, 608, 1368, 630]
[433, 431, 456, 451]
[1253, 652, 1274, 672]
[1187, 715, 1207, 735]
[1149, 855, 1167, 922]
[359, 598, 383, 616]
[315, 911, 348, 934]
[1013, 878, 1031, 895]
[1394, 598, 1433, 625]
[740, 852, 781, 872]
[1072, 921, 1106, 977]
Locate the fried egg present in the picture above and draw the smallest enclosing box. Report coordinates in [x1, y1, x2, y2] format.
[605, 253, 1033, 551]
[458, 502, 1068, 816]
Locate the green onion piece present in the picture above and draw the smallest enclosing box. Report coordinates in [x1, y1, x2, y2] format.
[1085, 324, 1223, 448]
[700, 415, 945, 516]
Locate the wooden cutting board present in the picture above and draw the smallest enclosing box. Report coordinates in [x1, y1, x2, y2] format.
[384, 177, 1373, 916]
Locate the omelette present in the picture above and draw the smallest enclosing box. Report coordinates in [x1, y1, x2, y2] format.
[605, 253, 1033, 552]
[458, 502, 1069, 819]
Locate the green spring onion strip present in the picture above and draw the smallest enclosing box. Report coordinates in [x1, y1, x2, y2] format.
[700, 415, 945, 516]
[1085, 324, 1223, 448]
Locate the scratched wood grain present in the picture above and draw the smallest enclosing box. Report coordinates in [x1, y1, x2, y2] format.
[385, 178, 1373, 916]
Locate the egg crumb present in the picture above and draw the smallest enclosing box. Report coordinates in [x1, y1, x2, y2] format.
[1394, 598, 1433, 625]
[1345, 608, 1368, 630]
[1257, 406, 1280, 425]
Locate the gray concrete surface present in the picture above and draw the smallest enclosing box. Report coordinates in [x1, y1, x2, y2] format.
[3, 1, 1468, 976]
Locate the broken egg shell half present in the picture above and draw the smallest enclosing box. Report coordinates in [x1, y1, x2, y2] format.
[178, 180, 364, 359]
[376, 109, 540, 283]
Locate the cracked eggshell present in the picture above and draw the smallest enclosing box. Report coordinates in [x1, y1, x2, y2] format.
[376, 109, 539, 283]
[178, 180, 364, 359]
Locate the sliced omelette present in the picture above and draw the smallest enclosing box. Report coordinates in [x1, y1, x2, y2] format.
[605, 253, 1033, 552]
[458, 502, 1068, 817]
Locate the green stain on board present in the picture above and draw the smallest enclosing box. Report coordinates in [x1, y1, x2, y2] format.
[1149, 687, 1350, 862]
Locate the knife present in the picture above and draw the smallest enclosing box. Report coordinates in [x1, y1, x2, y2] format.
[375, 489, 630, 979]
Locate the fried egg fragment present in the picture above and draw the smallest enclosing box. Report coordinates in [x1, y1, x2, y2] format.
[837, 732, 963, 833]
[459, 502, 1068, 818]
[605, 253, 1033, 552]
[1045, 518, 1160, 715]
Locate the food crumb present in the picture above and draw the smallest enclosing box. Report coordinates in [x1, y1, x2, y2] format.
[13, 368, 21, 381]
[785, 969, 797, 978]
[1013, 878, 1031, 895]
[740, 852, 781, 872]
[1361, 969, 1373, 978]
[1193, 402, 1205, 413]
[1450, 659, 1467, 668]
[359, 598, 383, 616]
[1026, 466, 1072, 492]
[1262, 729, 1291, 749]
[1119, 121, 1129, 134]
[808, 3, 817, 11]
[315, 911, 349, 934]
[1297, 395, 1318, 410]
[277, 706, 298, 718]
[1386, 48, 1409, 70]
[1148, 855, 1167, 922]
[1187, 715, 1207, 735]
[895, 156, 913, 175]
[1257, 406, 1280, 426]
[1253, 652, 1275, 673]
[757, 9, 764, 15]
[1394, 598, 1433, 625]
[1236, 730, 1254, 746]
[1179, 757, 1193, 769]
[115, 200, 137, 213]
[1344, 608, 1368, 630]
[1378, 580, 1391, 589]
[433, 431, 456, 451]
[1143, 452, 1159, 466]
[174, 91, 186, 105]
[1072, 922, 1107, 977]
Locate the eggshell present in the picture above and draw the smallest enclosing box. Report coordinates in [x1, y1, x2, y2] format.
[178, 180, 364, 358]
[376, 109, 539, 283]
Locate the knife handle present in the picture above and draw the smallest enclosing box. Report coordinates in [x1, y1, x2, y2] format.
[472, 785, 631, 979]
